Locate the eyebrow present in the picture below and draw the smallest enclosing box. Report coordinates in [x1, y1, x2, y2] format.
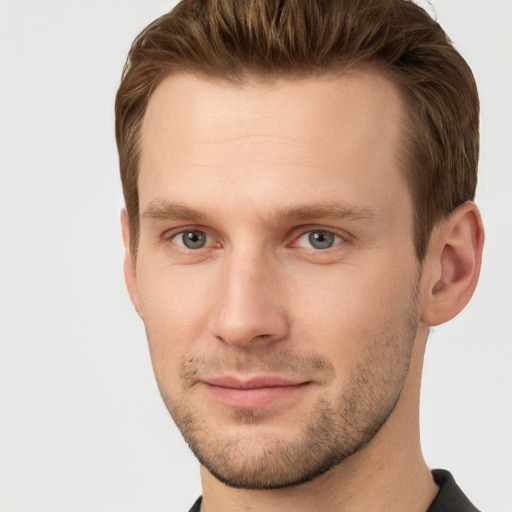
[270, 203, 377, 224]
[141, 199, 377, 224]
[142, 200, 208, 222]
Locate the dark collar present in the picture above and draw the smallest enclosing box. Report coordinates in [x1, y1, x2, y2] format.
[188, 496, 202, 512]
[427, 469, 480, 512]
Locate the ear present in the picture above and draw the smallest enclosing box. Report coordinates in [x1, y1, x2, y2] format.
[121, 209, 142, 316]
[421, 201, 484, 326]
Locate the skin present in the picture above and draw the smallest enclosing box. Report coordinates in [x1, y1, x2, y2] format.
[122, 71, 484, 512]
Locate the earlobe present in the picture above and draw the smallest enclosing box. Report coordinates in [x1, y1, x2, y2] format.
[120, 209, 142, 316]
[421, 201, 484, 326]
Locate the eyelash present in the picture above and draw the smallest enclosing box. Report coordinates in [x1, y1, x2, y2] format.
[168, 229, 217, 250]
[293, 230, 346, 250]
[164, 226, 348, 252]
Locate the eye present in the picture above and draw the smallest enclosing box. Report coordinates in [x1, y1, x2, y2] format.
[296, 230, 344, 250]
[172, 230, 209, 249]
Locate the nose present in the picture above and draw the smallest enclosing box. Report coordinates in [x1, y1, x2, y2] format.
[208, 250, 289, 347]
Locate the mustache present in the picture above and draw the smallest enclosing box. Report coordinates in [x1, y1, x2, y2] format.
[180, 348, 335, 383]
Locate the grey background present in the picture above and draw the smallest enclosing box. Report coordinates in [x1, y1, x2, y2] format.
[1, 1, 511, 510]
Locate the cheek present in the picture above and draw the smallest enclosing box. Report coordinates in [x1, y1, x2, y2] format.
[289, 260, 418, 363]
[136, 261, 216, 372]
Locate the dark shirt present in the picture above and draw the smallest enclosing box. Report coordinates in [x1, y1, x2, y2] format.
[188, 496, 202, 512]
[428, 469, 480, 511]
[187, 469, 480, 511]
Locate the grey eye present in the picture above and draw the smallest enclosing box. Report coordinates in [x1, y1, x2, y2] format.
[180, 230, 207, 249]
[308, 231, 336, 249]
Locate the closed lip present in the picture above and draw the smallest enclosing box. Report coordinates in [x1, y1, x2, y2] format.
[202, 375, 312, 409]
[203, 375, 310, 389]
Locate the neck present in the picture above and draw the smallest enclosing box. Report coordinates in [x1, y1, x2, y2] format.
[200, 327, 437, 512]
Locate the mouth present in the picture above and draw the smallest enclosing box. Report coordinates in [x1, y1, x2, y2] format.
[202, 375, 312, 409]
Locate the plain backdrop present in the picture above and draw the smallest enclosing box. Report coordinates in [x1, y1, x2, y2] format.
[0, 1, 511, 511]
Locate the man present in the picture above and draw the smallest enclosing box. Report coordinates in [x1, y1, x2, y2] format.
[115, 0, 484, 510]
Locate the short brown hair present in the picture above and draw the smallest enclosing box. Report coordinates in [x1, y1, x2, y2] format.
[115, 0, 479, 260]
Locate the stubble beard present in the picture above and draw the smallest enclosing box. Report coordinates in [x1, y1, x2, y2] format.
[154, 288, 421, 490]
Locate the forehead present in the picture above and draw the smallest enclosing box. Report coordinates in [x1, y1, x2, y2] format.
[138, 71, 408, 223]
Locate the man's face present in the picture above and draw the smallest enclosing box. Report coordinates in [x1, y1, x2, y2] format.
[126, 71, 424, 489]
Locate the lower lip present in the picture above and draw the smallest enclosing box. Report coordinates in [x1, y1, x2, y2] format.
[204, 383, 310, 409]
